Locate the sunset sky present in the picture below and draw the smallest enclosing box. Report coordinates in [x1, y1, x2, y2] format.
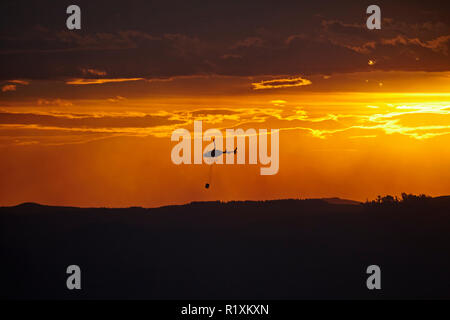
[1, 0, 449, 207]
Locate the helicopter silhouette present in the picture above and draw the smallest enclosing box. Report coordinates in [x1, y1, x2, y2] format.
[203, 138, 237, 189]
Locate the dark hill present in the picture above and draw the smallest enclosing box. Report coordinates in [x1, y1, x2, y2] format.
[1, 197, 450, 299]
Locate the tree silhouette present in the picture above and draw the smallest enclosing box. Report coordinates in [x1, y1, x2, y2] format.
[364, 193, 432, 208]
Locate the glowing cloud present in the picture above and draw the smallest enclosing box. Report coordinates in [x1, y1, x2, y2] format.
[66, 78, 144, 85]
[107, 96, 127, 103]
[82, 68, 107, 76]
[271, 100, 287, 106]
[9, 80, 30, 85]
[252, 77, 312, 90]
[2, 84, 16, 92]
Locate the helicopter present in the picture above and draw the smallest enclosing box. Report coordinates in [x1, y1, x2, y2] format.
[203, 138, 237, 189]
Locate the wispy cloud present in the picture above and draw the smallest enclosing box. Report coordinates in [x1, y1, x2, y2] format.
[1, 79, 30, 92]
[37, 99, 73, 107]
[66, 78, 145, 85]
[1, 99, 449, 146]
[9, 80, 29, 85]
[1, 84, 16, 92]
[381, 35, 450, 55]
[107, 96, 127, 103]
[81, 68, 107, 76]
[231, 37, 264, 49]
[252, 77, 312, 90]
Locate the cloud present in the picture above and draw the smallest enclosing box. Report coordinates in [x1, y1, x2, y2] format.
[9, 80, 29, 85]
[1, 1, 449, 81]
[230, 37, 264, 49]
[345, 41, 376, 54]
[1, 78, 30, 92]
[0, 109, 192, 146]
[107, 96, 127, 103]
[52, 30, 160, 52]
[2, 98, 450, 147]
[271, 100, 287, 104]
[381, 35, 450, 55]
[252, 77, 312, 90]
[37, 99, 73, 107]
[285, 34, 307, 45]
[66, 78, 145, 85]
[0, 111, 185, 129]
[2, 84, 16, 92]
[190, 109, 239, 116]
[163, 33, 204, 56]
[317, 16, 450, 67]
[82, 68, 107, 76]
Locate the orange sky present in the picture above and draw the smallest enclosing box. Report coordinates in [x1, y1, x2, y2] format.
[1, 71, 449, 207]
[1, 1, 449, 206]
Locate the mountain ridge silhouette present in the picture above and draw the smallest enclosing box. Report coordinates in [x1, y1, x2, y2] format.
[0, 196, 389, 210]
[1, 195, 450, 299]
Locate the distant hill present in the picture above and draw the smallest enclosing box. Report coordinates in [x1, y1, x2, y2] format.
[1, 196, 450, 299]
[320, 197, 362, 205]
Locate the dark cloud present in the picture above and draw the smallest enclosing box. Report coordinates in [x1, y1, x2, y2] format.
[190, 109, 239, 116]
[0, 0, 448, 80]
[0, 111, 184, 129]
